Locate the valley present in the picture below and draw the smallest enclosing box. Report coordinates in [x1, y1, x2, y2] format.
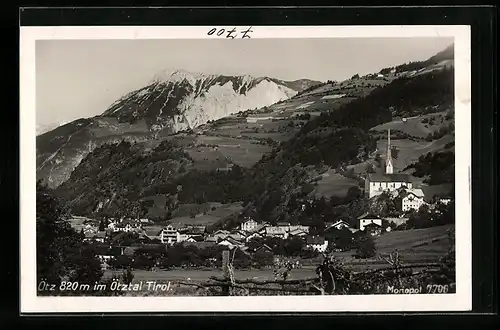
[36, 43, 457, 297]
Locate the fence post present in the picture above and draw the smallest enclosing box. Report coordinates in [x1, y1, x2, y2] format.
[222, 250, 230, 296]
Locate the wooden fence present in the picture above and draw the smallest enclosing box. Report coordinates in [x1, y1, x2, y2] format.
[171, 250, 452, 296]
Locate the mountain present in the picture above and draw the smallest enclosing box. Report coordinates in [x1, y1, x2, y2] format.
[37, 70, 321, 188]
[100, 70, 319, 131]
[52, 45, 455, 225]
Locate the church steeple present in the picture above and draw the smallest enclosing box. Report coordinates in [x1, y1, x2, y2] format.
[386, 129, 393, 174]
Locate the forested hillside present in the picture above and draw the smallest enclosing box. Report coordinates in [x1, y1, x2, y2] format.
[54, 63, 455, 232]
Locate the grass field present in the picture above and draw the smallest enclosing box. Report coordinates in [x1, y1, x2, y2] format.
[104, 267, 317, 284]
[184, 135, 272, 169]
[377, 135, 454, 173]
[333, 224, 453, 271]
[311, 170, 359, 198]
[102, 224, 454, 291]
[371, 111, 452, 138]
[168, 202, 243, 226]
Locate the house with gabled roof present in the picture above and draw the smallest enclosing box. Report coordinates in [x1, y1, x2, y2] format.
[288, 228, 308, 238]
[217, 236, 244, 249]
[253, 244, 273, 254]
[240, 218, 258, 232]
[288, 225, 309, 233]
[185, 235, 204, 243]
[227, 230, 248, 241]
[245, 231, 264, 242]
[330, 220, 351, 230]
[160, 223, 186, 245]
[115, 219, 142, 233]
[358, 213, 383, 231]
[401, 188, 426, 212]
[255, 223, 269, 235]
[305, 236, 328, 252]
[206, 229, 230, 242]
[95, 231, 107, 243]
[142, 226, 163, 241]
[364, 222, 383, 236]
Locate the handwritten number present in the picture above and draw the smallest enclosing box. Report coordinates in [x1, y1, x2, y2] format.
[240, 26, 253, 39]
[226, 28, 237, 39]
[207, 27, 253, 39]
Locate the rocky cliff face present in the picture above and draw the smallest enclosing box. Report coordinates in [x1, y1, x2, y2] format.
[100, 70, 302, 132]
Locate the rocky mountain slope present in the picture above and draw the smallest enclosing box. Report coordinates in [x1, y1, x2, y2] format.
[53, 45, 455, 228]
[37, 71, 321, 188]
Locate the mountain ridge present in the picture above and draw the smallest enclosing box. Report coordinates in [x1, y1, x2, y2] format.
[52, 45, 455, 225]
[37, 71, 321, 188]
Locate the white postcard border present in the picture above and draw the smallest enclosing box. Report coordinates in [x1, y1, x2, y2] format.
[20, 25, 472, 313]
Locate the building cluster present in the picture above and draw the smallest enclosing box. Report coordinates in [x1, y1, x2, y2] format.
[364, 129, 453, 212]
[157, 219, 330, 252]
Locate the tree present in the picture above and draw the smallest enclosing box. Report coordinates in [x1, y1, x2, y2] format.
[355, 234, 376, 258]
[253, 250, 274, 268]
[283, 237, 305, 256]
[69, 248, 104, 286]
[98, 219, 105, 231]
[122, 267, 134, 285]
[36, 180, 103, 290]
[391, 146, 400, 159]
[433, 200, 455, 226]
[326, 227, 354, 251]
[109, 255, 133, 269]
[365, 164, 376, 173]
[351, 74, 360, 80]
[407, 204, 433, 228]
[132, 254, 155, 270]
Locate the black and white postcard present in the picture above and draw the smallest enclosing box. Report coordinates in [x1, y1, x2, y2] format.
[20, 25, 472, 313]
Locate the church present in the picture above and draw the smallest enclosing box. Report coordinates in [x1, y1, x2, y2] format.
[365, 129, 413, 199]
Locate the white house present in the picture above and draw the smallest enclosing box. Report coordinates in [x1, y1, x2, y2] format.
[358, 213, 383, 231]
[265, 223, 291, 239]
[439, 198, 452, 205]
[306, 236, 328, 252]
[240, 219, 258, 232]
[160, 224, 185, 245]
[365, 129, 413, 198]
[402, 188, 426, 212]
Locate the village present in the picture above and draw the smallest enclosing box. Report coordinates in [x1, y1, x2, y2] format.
[74, 128, 453, 272]
[78, 191, 452, 271]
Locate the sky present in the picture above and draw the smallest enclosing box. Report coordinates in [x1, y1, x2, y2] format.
[36, 37, 453, 131]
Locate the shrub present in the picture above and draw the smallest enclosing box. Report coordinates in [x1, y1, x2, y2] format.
[354, 234, 376, 259]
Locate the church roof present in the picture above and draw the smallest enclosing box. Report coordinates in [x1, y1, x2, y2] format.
[367, 173, 412, 183]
